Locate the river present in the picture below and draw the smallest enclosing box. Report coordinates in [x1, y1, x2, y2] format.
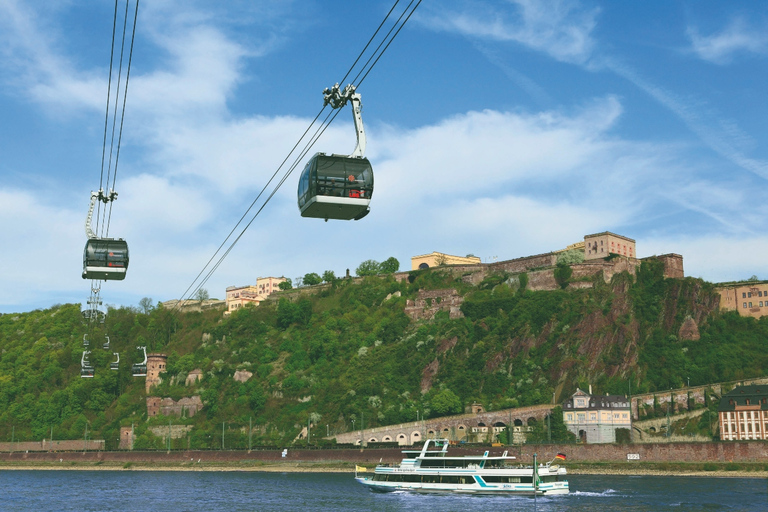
[0, 471, 765, 511]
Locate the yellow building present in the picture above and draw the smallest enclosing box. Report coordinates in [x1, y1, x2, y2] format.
[411, 252, 481, 270]
[584, 232, 636, 260]
[715, 281, 768, 319]
[225, 276, 287, 316]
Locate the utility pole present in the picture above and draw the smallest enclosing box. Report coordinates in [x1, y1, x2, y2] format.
[222, 422, 225, 450]
[547, 413, 551, 443]
[249, 417, 253, 452]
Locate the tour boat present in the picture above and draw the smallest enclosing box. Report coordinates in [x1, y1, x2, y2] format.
[355, 439, 569, 495]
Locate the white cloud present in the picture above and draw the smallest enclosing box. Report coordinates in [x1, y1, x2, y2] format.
[0, 188, 83, 307]
[420, 0, 599, 65]
[604, 58, 768, 182]
[687, 17, 768, 64]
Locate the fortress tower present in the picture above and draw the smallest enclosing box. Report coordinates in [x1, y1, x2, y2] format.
[145, 353, 167, 392]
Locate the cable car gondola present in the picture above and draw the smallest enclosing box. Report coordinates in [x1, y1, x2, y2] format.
[298, 84, 373, 221]
[132, 346, 147, 377]
[82, 238, 129, 280]
[82, 190, 129, 280]
[81, 351, 94, 378]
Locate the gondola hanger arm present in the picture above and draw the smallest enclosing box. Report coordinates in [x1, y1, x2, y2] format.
[323, 83, 366, 158]
[85, 189, 118, 239]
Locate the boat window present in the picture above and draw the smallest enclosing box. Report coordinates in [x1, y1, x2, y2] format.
[483, 476, 523, 483]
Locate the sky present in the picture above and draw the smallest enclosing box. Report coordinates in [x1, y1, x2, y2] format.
[0, 0, 767, 314]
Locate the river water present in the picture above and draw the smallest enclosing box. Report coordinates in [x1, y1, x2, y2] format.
[0, 471, 765, 511]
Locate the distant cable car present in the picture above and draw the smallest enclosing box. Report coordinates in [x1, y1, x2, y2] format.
[110, 352, 120, 371]
[102, 335, 110, 350]
[81, 351, 94, 378]
[298, 84, 373, 221]
[83, 334, 89, 347]
[132, 346, 147, 377]
[82, 190, 129, 280]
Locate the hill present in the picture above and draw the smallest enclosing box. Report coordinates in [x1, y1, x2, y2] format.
[1, 259, 767, 449]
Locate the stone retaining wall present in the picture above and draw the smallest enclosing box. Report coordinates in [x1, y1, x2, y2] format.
[1, 442, 765, 464]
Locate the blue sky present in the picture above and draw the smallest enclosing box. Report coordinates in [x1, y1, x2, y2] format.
[0, 0, 767, 314]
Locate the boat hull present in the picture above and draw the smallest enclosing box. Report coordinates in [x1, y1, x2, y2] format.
[355, 476, 569, 496]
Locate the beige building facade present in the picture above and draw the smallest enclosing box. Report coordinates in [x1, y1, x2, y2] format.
[411, 252, 481, 270]
[225, 276, 287, 315]
[716, 281, 768, 319]
[584, 232, 636, 260]
[562, 388, 631, 443]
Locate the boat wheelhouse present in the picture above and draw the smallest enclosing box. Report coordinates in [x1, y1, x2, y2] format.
[355, 439, 568, 496]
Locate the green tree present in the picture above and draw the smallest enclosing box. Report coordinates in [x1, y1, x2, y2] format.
[195, 288, 210, 302]
[553, 263, 572, 289]
[356, 259, 381, 276]
[138, 297, 154, 314]
[548, 406, 576, 443]
[380, 257, 400, 274]
[278, 278, 292, 290]
[303, 273, 323, 286]
[430, 388, 463, 417]
[322, 270, 336, 283]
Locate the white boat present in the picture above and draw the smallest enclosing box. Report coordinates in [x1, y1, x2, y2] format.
[355, 439, 569, 496]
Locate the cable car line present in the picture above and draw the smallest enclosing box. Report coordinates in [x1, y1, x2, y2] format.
[172, 0, 420, 312]
[105, 0, 140, 237]
[173, 2, 407, 306]
[173, 106, 342, 313]
[82, 0, 138, 283]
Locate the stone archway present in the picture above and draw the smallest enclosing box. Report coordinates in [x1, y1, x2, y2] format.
[397, 433, 408, 446]
[411, 431, 422, 445]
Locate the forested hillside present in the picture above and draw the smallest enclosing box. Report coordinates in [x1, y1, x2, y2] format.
[1, 260, 767, 450]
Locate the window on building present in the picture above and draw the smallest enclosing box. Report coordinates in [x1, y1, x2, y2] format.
[743, 302, 748, 308]
[760, 302, 764, 307]
[743, 292, 747, 298]
[749, 302, 753, 307]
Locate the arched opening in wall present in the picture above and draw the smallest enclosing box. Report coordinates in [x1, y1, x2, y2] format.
[383, 435, 392, 442]
[368, 437, 378, 443]
[477, 422, 486, 427]
[514, 419, 523, 427]
[427, 429, 436, 439]
[493, 421, 507, 442]
[457, 425, 466, 440]
[578, 430, 586, 443]
[419, 263, 429, 269]
[649, 427, 656, 433]
[354, 440, 361, 446]
[397, 434, 407, 446]
[526, 417, 537, 426]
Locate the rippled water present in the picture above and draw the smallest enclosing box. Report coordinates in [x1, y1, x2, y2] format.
[0, 471, 765, 511]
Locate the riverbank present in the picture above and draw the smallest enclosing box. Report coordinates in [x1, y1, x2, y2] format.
[1, 460, 766, 479]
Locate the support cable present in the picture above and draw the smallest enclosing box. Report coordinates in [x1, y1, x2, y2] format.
[172, 0, 420, 312]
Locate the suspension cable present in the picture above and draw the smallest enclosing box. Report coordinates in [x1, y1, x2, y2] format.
[172, 0, 420, 313]
[96, 0, 120, 237]
[106, 0, 140, 235]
